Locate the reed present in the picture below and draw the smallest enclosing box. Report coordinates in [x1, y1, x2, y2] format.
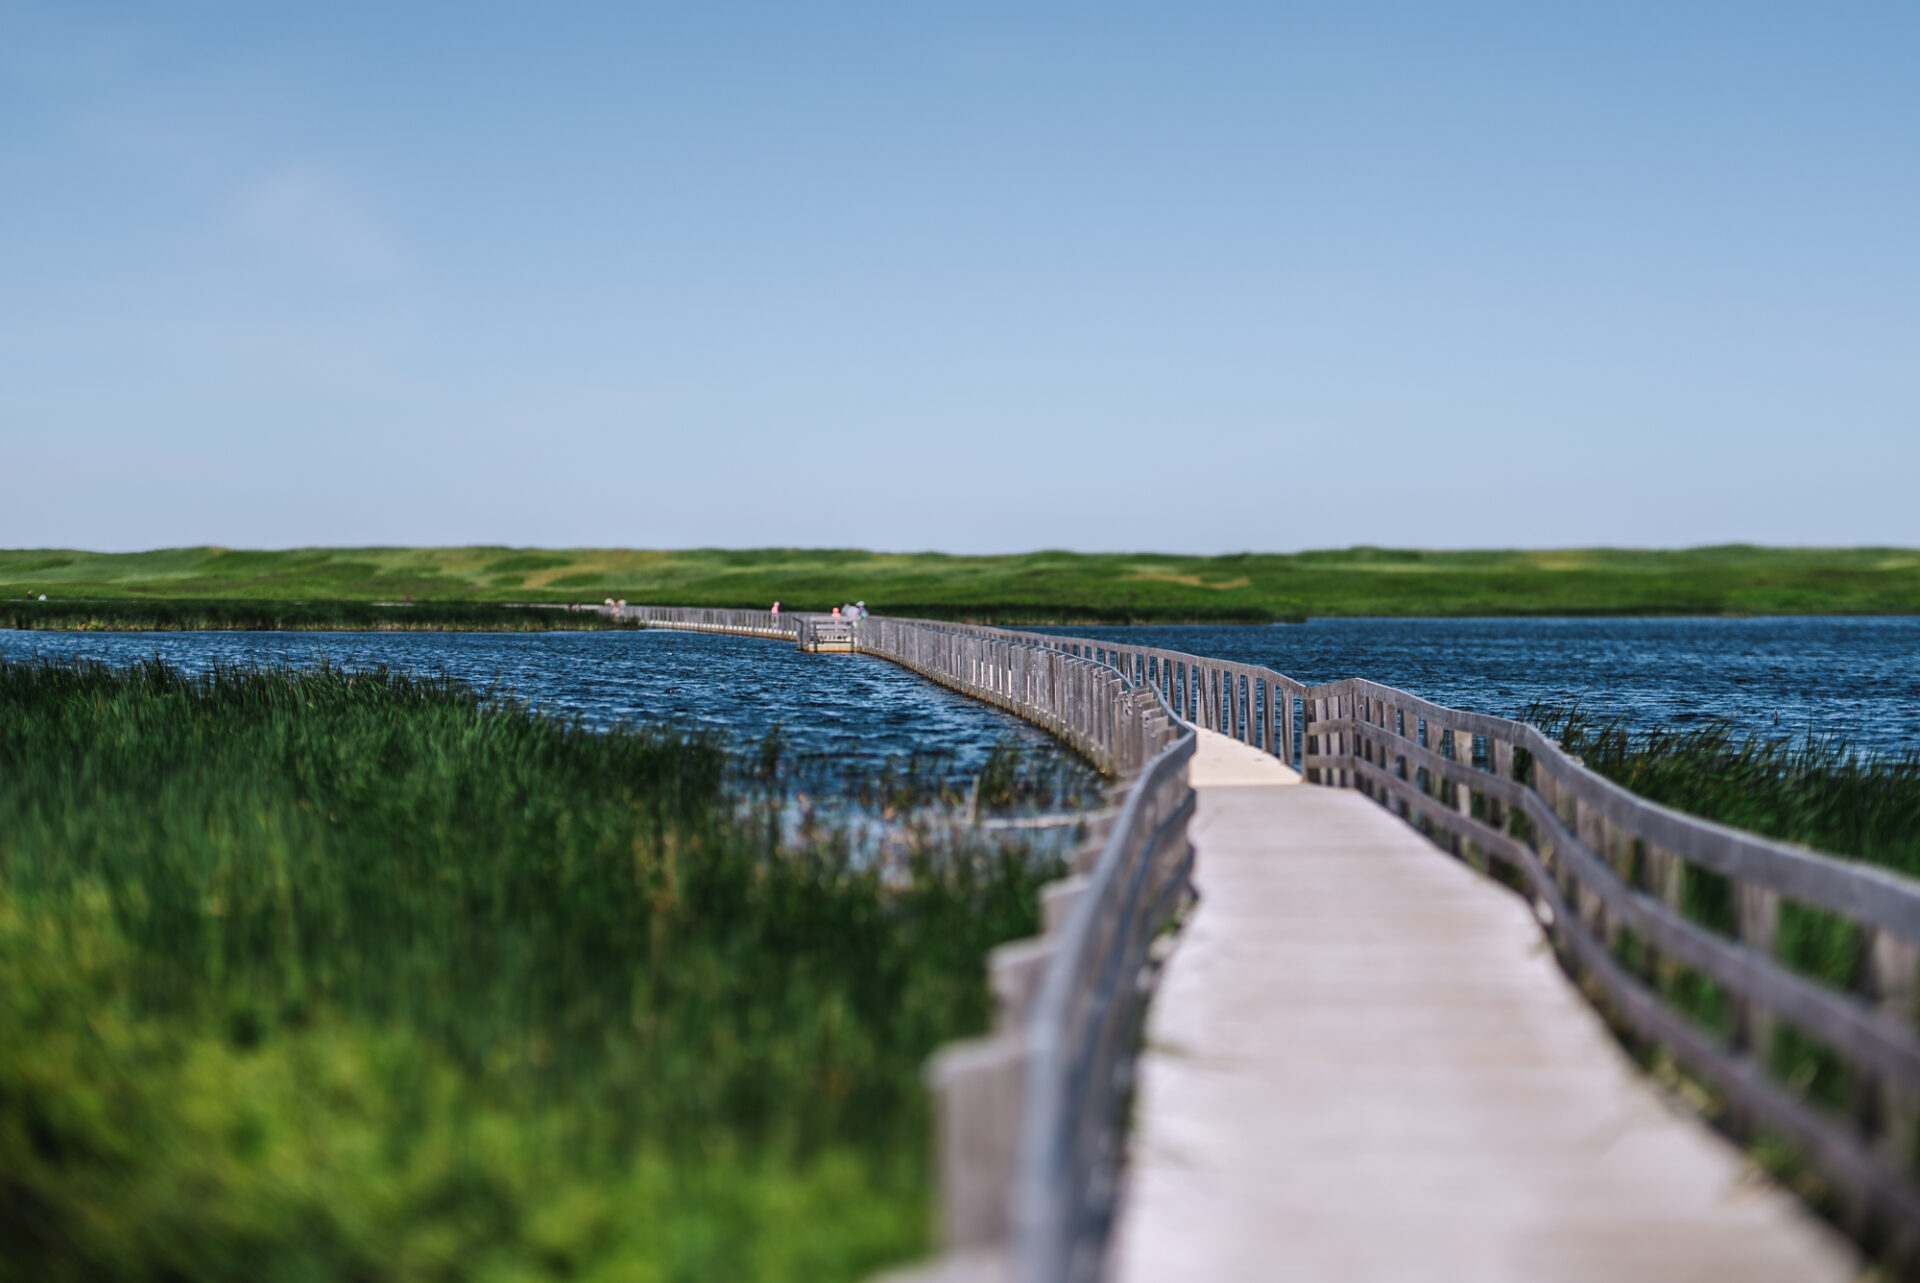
[0, 658, 1058, 1282]
[0, 598, 638, 632]
[755, 734, 1107, 820]
[1541, 708, 1920, 878]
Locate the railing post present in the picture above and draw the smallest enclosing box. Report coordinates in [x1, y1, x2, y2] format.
[926, 1035, 1029, 1250]
[1489, 738, 1514, 831]
[1868, 931, 1920, 1250]
[1732, 880, 1779, 1051]
[1261, 678, 1275, 757]
[1642, 842, 1685, 988]
[1573, 796, 1609, 946]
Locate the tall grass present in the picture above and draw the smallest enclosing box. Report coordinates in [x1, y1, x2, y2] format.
[0, 658, 1057, 1282]
[1, 598, 639, 632]
[1542, 708, 1920, 878]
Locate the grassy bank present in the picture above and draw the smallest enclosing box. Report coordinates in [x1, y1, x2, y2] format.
[0, 598, 637, 633]
[0, 658, 1056, 1282]
[6, 544, 1920, 622]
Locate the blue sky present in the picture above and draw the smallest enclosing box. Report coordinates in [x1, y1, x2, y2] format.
[3, 2, 1915, 553]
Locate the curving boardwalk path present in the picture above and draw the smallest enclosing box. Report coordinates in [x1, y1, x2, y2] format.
[1110, 728, 1860, 1283]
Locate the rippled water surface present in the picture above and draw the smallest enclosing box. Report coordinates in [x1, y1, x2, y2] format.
[5, 616, 1916, 759]
[1045, 617, 1920, 755]
[0, 629, 1062, 774]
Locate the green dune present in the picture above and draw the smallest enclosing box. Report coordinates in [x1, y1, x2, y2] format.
[4, 545, 1918, 625]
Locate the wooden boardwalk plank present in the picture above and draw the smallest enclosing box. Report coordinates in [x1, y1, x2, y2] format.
[1111, 728, 1859, 1282]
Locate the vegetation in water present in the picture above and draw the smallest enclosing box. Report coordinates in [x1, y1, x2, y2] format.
[750, 734, 1106, 821]
[0, 657, 1061, 1282]
[729, 733, 1107, 881]
[6, 544, 1920, 624]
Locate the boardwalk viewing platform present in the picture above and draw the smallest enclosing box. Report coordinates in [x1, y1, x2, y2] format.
[613, 606, 1911, 1280]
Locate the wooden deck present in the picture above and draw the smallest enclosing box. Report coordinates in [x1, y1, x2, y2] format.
[1110, 728, 1859, 1282]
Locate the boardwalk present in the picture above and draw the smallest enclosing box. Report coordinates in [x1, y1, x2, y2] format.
[1111, 728, 1857, 1282]
[616, 609, 1916, 1276]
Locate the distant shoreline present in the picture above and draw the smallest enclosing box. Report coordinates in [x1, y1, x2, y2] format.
[5, 597, 1918, 633]
[6, 544, 1920, 621]
[0, 600, 645, 633]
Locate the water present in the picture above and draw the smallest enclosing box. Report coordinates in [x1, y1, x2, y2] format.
[1043, 617, 1920, 756]
[0, 628, 1063, 774]
[5, 616, 1916, 760]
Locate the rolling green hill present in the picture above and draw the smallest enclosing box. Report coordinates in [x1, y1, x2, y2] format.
[4, 545, 1918, 623]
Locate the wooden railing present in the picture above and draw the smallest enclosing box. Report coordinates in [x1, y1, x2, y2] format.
[856, 618, 1177, 776]
[617, 603, 797, 638]
[613, 604, 854, 653]
[853, 618, 1193, 1283]
[889, 621, 1309, 768]
[600, 604, 1920, 1266]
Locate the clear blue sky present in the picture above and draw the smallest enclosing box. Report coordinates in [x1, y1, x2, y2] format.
[3, 2, 1915, 553]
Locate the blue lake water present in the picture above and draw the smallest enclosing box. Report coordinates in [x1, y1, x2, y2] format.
[1043, 617, 1920, 756]
[0, 629, 1061, 775]
[3, 615, 1916, 759]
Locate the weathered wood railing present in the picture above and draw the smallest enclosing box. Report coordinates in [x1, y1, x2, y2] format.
[856, 617, 1172, 775]
[617, 603, 797, 639]
[854, 618, 1193, 1283]
[608, 607, 1303, 764]
[890, 621, 1309, 769]
[613, 604, 854, 652]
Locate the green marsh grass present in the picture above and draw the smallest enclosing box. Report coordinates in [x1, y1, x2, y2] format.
[1543, 707, 1920, 881]
[1, 598, 638, 632]
[0, 658, 1058, 1282]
